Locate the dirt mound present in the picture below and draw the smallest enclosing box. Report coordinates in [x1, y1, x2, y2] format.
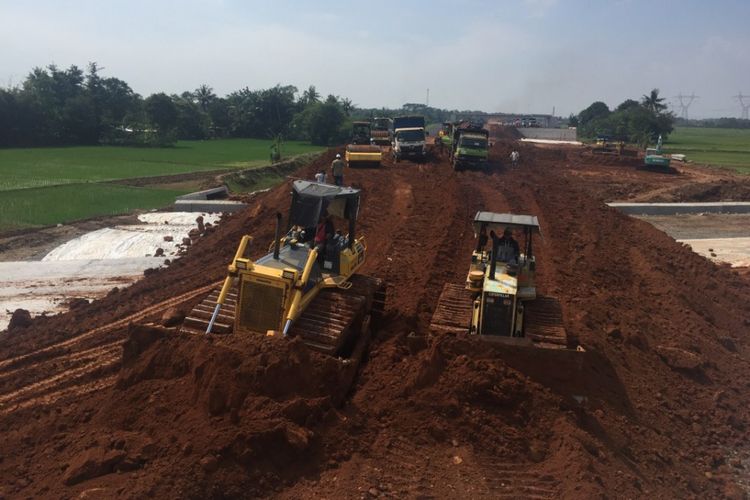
[1, 142, 750, 498]
[488, 124, 522, 141]
[642, 179, 750, 202]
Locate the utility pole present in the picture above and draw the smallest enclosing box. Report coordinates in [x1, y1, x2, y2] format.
[734, 93, 750, 120]
[673, 93, 698, 120]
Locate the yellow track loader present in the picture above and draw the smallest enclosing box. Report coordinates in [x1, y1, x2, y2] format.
[182, 180, 384, 356]
[431, 212, 576, 350]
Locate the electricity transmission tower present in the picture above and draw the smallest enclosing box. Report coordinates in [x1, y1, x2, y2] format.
[734, 93, 750, 120]
[673, 93, 698, 119]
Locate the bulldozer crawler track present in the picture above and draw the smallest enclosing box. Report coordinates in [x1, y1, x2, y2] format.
[430, 284, 572, 349]
[183, 275, 385, 357]
[290, 275, 383, 356]
[430, 283, 473, 334]
[524, 297, 571, 348]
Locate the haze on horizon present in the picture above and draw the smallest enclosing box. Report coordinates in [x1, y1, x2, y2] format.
[1, 0, 749, 119]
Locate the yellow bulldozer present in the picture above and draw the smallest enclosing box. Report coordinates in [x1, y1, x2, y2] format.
[345, 121, 382, 167]
[591, 135, 626, 156]
[431, 212, 576, 350]
[182, 180, 384, 356]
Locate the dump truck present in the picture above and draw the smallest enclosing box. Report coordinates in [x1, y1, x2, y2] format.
[449, 122, 490, 171]
[346, 121, 382, 167]
[183, 180, 385, 357]
[431, 211, 576, 350]
[370, 117, 393, 147]
[392, 115, 426, 162]
[438, 122, 454, 149]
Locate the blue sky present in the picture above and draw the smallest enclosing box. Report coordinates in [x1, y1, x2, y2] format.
[1, 0, 749, 117]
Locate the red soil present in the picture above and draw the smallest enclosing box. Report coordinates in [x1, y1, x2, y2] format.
[1, 144, 749, 499]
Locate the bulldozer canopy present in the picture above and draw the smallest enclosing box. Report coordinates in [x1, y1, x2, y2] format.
[473, 211, 541, 235]
[290, 180, 361, 227]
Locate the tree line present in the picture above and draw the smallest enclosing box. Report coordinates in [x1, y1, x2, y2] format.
[571, 89, 676, 146]
[0, 63, 359, 148]
[0, 63, 508, 149]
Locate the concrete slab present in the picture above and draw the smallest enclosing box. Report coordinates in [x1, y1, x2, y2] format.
[521, 138, 583, 146]
[0, 258, 154, 330]
[678, 237, 750, 267]
[518, 128, 578, 141]
[176, 186, 229, 200]
[0, 211, 222, 331]
[609, 202, 750, 215]
[174, 199, 246, 212]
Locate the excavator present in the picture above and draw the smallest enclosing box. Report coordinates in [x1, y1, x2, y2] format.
[345, 121, 382, 167]
[431, 211, 576, 350]
[639, 134, 675, 173]
[182, 180, 384, 357]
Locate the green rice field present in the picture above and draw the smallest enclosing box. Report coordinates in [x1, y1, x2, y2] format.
[0, 184, 188, 231]
[0, 139, 322, 231]
[666, 127, 750, 174]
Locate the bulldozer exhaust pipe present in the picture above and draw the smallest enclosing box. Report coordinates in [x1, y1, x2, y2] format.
[489, 249, 497, 280]
[273, 212, 282, 260]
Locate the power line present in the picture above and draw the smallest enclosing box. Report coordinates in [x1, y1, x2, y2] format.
[733, 92, 750, 120]
[672, 93, 698, 120]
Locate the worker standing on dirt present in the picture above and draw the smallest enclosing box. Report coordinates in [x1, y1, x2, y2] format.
[314, 169, 327, 184]
[510, 150, 520, 167]
[331, 154, 345, 186]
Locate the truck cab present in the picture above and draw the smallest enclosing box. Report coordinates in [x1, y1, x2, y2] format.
[392, 115, 426, 162]
[450, 122, 489, 171]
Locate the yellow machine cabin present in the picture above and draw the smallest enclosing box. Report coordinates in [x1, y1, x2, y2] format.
[431, 211, 573, 350]
[185, 180, 383, 356]
[466, 212, 539, 341]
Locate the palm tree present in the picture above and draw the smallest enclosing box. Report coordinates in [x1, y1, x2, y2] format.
[340, 97, 353, 116]
[641, 88, 667, 114]
[194, 84, 216, 112]
[301, 85, 320, 106]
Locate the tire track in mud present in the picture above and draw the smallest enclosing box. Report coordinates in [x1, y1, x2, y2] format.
[365, 156, 476, 328]
[0, 282, 219, 371]
[0, 282, 220, 414]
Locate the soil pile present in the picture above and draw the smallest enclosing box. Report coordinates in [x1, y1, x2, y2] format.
[488, 124, 523, 141]
[1, 143, 749, 498]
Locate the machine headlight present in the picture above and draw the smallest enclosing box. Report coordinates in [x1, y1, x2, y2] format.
[236, 260, 248, 269]
[282, 270, 296, 280]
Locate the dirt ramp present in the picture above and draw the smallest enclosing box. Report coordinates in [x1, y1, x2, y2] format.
[83, 324, 359, 498]
[488, 124, 522, 141]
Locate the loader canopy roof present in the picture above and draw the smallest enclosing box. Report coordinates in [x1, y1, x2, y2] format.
[473, 211, 541, 235]
[290, 180, 361, 227]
